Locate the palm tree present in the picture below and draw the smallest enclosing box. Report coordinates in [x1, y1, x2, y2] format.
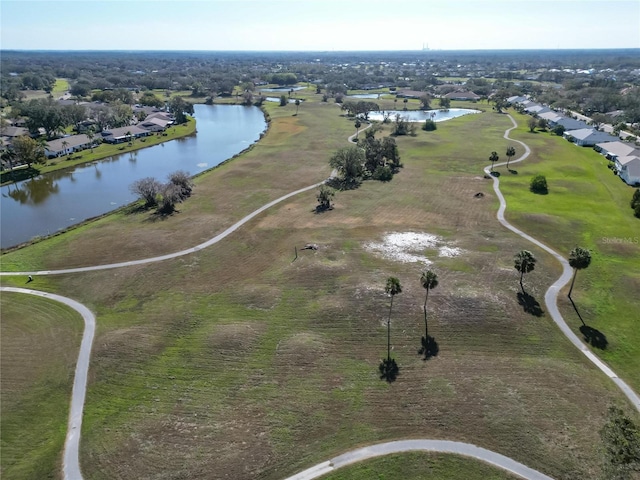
[403, 98, 408, 110]
[61, 140, 69, 156]
[384, 277, 402, 362]
[514, 250, 536, 292]
[568, 247, 591, 298]
[126, 130, 132, 145]
[86, 128, 95, 153]
[420, 270, 438, 340]
[354, 119, 361, 139]
[506, 146, 516, 169]
[489, 151, 499, 171]
[394, 98, 397, 110]
[295, 98, 300, 115]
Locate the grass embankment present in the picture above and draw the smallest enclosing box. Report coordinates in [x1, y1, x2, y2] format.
[497, 111, 640, 390]
[320, 452, 517, 479]
[0, 118, 196, 186]
[1, 104, 637, 479]
[0, 293, 83, 479]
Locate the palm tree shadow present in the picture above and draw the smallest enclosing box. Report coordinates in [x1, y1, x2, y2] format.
[517, 291, 544, 317]
[579, 325, 608, 350]
[418, 335, 439, 361]
[508, 169, 518, 174]
[569, 297, 608, 350]
[379, 358, 399, 383]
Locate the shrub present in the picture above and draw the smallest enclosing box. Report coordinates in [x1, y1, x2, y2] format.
[530, 174, 548, 194]
[422, 119, 437, 131]
[130, 177, 161, 207]
[552, 124, 565, 136]
[372, 165, 393, 182]
[168, 170, 194, 200]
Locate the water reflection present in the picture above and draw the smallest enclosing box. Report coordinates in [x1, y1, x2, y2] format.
[1, 104, 267, 248]
[3, 174, 63, 205]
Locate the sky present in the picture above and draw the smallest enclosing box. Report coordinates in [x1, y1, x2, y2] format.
[1, 0, 639, 51]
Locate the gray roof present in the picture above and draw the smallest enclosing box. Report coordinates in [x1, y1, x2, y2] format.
[1, 126, 29, 137]
[46, 134, 91, 152]
[565, 128, 617, 142]
[596, 141, 639, 158]
[102, 125, 149, 138]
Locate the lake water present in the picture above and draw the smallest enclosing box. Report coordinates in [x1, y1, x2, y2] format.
[259, 86, 306, 92]
[0, 104, 267, 249]
[367, 108, 481, 122]
[347, 93, 385, 99]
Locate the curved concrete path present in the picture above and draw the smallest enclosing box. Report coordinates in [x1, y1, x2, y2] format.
[1, 287, 95, 480]
[284, 439, 554, 480]
[0, 181, 328, 276]
[485, 115, 639, 412]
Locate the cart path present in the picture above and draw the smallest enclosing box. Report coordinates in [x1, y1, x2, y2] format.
[486, 114, 639, 411]
[0, 287, 95, 480]
[284, 439, 554, 480]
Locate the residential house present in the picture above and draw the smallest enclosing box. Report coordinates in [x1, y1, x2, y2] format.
[443, 91, 481, 101]
[524, 104, 552, 115]
[595, 141, 639, 160]
[45, 134, 94, 158]
[538, 111, 563, 124]
[615, 155, 640, 186]
[553, 117, 590, 131]
[101, 125, 150, 144]
[563, 128, 617, 147]
[138, 117, 171, 132]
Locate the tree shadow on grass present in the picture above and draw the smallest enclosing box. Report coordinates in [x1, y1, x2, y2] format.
[418, 335, 439, 361]
[568, 296, 608, 350]
[517, 291, 544, 317]
[579, 325, 608, 350]
[379, 358, 399, 383]
[508, 169, 518, 175]
[490, 171, 501, 177]
[313, 204, 333, 214]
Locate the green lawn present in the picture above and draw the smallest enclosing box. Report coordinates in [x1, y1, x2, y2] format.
[497, 111, 640, 390]
[1, 104, 637, 479]
[0, 293, 83, 479]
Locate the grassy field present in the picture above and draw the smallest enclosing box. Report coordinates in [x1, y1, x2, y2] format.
[0, 292, 83, 479]
[0, 118, 196, 186]
[320, 452, 517, 479]
[497, 111, 640, 390]
[1, 102, 638, 479]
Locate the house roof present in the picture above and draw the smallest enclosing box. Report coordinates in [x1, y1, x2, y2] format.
[620, 157, 640, 180]
[538, 111, 562, 123]
[565, 128, 617, 142]
[444, 90, 481, 99]
[145, 112, 174, 122]
[555, 117, 589, 130]
[102, 125, 149, 138]
[140, 117, 171, 129]
[46, 134, 91, 152]
[617, 155, 640, 167]
[0, 126, 29, 137]
[596, 141, 639, 158]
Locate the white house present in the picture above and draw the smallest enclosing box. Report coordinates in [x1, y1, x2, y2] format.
[563, 128, 617, 147]
[595, 141, 639, 160]
[45, 134, 94, 158]
[615, 155, 640, 186]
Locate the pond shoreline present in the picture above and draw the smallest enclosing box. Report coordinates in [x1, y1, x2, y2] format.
[1, 105, 270, 252]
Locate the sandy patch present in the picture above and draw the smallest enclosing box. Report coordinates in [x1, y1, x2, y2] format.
[364, 232, 463, 264]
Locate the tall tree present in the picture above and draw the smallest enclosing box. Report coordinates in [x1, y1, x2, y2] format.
[568, 246, 591, 298]
[384, 277, 402, 362]
[514, 250, 537, 292]
[61, 140, 69, 155]
[329, 146, 365, 185]
[86, 128, 95, 152]
[354, 119, 361, 139]
[506, 146, 516, 169]
[420, 270, 438, 340]
[295, 98, 300, 115]
[489, 151, 499, 171]
[11, 135, 46, 168]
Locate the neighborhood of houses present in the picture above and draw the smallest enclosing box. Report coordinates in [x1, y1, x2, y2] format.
[508, 95, 640, 186]
[0, 103, 175, 167]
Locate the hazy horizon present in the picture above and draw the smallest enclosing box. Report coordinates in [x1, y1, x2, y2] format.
[2, 0, 639, 51]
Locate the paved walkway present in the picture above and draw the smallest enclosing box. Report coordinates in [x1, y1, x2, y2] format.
[486, 114, 639, 411]
[2, 113, 638, 480]
[284, 439, 555, 480]
[0, 287, 95, 480]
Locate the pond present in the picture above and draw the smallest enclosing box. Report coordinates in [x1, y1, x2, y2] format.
[259, 86, 307, 92]
[0, 104, 267, 249]
[347, 93, 386, 99]
[367, 108, 481, 122]
[265, 97, 300, 104]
